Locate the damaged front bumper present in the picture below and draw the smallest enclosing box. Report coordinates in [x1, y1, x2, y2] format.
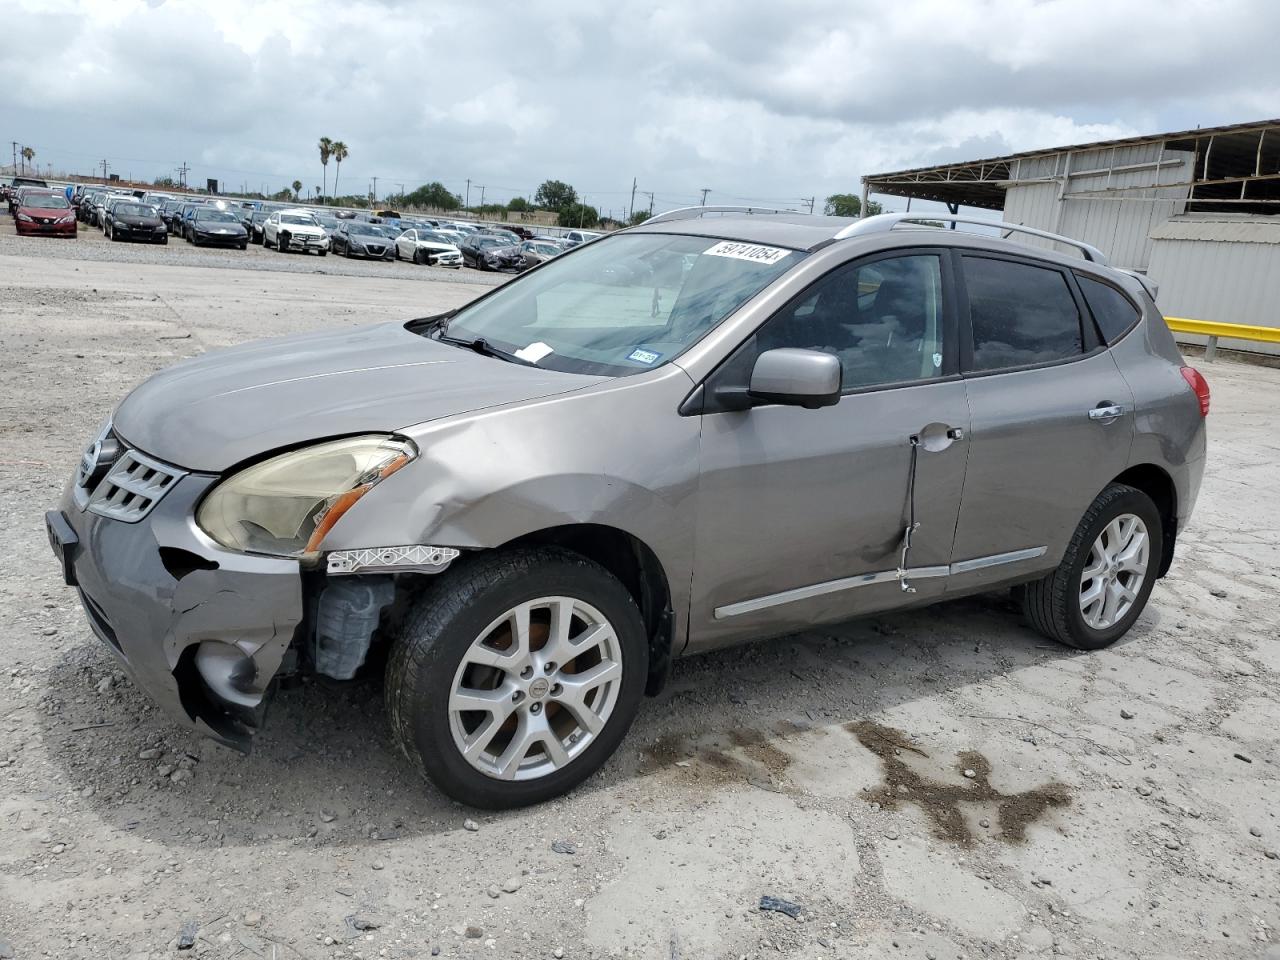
[47, 470, 304, 751]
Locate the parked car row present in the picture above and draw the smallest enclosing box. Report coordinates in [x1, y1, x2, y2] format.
[5, 178, 592, 270]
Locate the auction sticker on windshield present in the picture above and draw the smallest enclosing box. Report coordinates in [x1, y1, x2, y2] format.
[703, 240, 792, 265]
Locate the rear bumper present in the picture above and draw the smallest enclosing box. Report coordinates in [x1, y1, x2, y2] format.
[49, 470, 304, 750]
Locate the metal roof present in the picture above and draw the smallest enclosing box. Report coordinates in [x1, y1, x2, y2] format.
[863, 118, 1280, 212]
[1149, 215, 1280, 245]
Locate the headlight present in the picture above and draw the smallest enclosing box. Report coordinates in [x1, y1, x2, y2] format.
[196, 435, 416, 557]
[16, 213, 33, 222]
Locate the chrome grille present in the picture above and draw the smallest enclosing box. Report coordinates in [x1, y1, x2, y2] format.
[86, 448, 185, 523]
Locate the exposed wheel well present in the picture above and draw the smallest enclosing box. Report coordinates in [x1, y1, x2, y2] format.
[1111, 464, 1178, 577]
[501, 524, 674, 696]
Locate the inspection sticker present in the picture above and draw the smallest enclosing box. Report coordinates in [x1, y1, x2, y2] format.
[703, 240, 792, 265]
[627, 347, 662, 365]
[514, 341, 555, 363]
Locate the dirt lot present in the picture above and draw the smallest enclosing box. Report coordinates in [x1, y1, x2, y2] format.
[1, 228, 1278, 960]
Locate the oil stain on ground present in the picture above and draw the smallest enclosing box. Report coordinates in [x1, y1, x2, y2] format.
[847, 720, 1070, 846]
[638, 724, 798, 784]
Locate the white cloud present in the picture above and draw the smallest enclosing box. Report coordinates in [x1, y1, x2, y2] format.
[2, 0, 1275, 211]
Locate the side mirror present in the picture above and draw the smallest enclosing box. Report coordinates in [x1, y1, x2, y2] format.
[748, 348, 842, 409]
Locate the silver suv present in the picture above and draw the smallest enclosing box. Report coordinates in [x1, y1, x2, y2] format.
[46, 209, 1209, 808]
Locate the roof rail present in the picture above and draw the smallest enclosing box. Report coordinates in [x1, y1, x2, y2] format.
[833, 212, 1107, 264]
[643, 204, 801, 225]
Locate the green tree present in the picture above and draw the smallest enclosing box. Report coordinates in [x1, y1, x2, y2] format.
[535, 179, 577, 212]
[318, 137, 333, 199]
[270, 187, 294, 201]
[506, 196, 531, 212]
[404, 181, 461, 210]
[824, 193, 882, 218]
[20, 146, 34, 175]
[628, 209, 651, 226]
[291, 179, 302, 201]
[331, 141, 348, 201]
[557, 202, 599, 228]
[153, 175, 178, 188]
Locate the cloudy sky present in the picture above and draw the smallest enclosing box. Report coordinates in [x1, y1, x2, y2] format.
[3, 0, 1277, 215]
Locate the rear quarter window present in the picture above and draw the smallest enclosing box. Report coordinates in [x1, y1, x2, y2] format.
[1077, 275, 1141, 344]
[962, 256, 1083, 371]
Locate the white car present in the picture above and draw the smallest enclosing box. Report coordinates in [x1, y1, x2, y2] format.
[564, 229, 603, 247]
[395, 228, 462, 267]
[263, 209, 329, 255]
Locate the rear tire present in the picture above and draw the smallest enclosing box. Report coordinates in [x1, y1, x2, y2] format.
[386, 548, 647, 809]
[1021, 483, 1163, 650]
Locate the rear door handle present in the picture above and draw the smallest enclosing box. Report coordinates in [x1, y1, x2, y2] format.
[1088, 404, 1124, 421]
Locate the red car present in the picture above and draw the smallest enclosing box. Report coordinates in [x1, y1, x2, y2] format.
[14, 191, 77, 238]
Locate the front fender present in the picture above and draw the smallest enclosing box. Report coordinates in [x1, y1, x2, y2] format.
[321, 368, 701, 629]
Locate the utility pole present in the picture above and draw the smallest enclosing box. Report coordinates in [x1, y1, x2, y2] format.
[101, 159, 110, 181]
[176, 161, 189, 189]
[9, 142, 16, 175]
[801, 196, 815, 214]
[395, 183, 404, 203]
[465, 178, 471, 212]
[699, 188, 710, 206]
[477, 185, 486, 208]
[629, 177, 637, 220]
[639, 191, 655, 217]
[371, 177, 378, 204]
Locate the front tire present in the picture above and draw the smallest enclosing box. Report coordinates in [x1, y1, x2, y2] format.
[386, 548, 647, 809]
[1021, 483, 1163, 650]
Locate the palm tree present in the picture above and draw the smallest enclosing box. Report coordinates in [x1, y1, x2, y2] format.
[318, 137, 333, 199]
[20, 146, 34, 175]
[292, 180, 302, 201]
[331, 142, 348, 201]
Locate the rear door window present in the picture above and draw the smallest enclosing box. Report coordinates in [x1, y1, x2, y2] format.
[1077, 275, 1141, 344]
[961, 256, 1083, 371]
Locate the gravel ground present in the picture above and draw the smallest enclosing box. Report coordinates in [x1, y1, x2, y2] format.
[1, 234, 1278, 960]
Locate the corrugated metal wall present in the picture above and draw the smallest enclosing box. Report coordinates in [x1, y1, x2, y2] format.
[1148, 237, 1280, 357]
[1002, 145, 1192, 270]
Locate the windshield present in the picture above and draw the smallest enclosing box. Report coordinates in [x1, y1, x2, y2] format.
[348, 223, 380, 236]
[116, 203, 156, 217]
[25, 194, 69, 209]
[199, 210, 240, 223]
[280, 214, 316, 226]
[434, 233, 800, 376]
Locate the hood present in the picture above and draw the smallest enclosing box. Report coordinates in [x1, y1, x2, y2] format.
[284, 223, 326, 237]
[112, 321, 603, 472]
[18, 205, 71, 218]
[416, 241, 459, 253]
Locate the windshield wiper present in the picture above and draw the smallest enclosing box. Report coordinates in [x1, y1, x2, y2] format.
[436, 332, 537, 366]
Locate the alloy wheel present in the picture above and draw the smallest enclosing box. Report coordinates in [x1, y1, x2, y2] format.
[448, 596, 623, 781]
[1079, 513, 1149, 629]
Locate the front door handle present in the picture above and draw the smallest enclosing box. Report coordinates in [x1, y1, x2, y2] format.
[1088, 403, 1124, 421]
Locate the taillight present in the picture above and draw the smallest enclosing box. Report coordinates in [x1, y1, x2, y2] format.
[1180, 366, 1210, 417]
